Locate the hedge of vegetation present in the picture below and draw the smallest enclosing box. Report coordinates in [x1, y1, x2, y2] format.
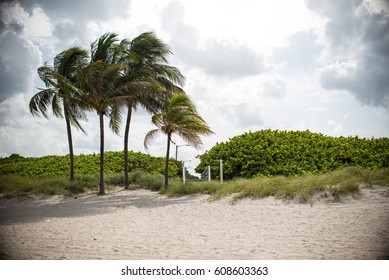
[195, 129, 389, 179]
[0, 151, 182, 178]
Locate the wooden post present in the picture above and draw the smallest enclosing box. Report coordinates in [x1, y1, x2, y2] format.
[183, 164, 186, 184]
[220, 159, 223, 183]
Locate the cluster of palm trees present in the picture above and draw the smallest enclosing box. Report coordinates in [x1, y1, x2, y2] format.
[29, 32, 213, 194]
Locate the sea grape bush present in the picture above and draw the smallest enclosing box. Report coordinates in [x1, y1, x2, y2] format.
[0, 151, 182, 178]
[195, 129, 389, 179]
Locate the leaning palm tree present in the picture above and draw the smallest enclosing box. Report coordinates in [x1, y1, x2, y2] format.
[144, 93, 214, 188]
[76, 33, 133, 194]
[29, 47, 89, 181]
[121, 32, 185, 189]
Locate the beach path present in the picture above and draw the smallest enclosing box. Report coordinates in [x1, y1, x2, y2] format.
[0, 187, 388, 259]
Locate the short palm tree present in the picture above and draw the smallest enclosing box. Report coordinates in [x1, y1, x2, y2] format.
[144, 93, 214, 188]
[121, 32, 185, 189]
[29, 47, 89, 181]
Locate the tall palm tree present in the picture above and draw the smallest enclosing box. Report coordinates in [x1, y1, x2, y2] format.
[121, 32, 185, 189]
[29, 47, 89, 181]
[76, 33, 129, 195]
[144, 93, 214, 188]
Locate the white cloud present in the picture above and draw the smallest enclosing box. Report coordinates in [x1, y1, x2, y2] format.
[328, 119, 343, 134]
[262, 76, 288, 98]
[219, 103, 264, 129]
[318, 60, 358, 88]
[306, 0, 389, 108]
[0, 30, 42, 101]
[306, 106, 327, 112]
[272, 31, 323, 76]
[182, 0, 320, 51]
[161, 1, 265, 78]
[0, 94, 66, 156]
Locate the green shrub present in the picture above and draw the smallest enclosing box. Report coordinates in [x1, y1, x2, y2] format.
[0, 151, 182, 178]
[196, 129, 389, 179]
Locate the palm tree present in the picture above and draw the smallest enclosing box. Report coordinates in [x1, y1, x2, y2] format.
[76, 33, 129, 195]
[29, 47, 89, 181]
[144, 93, 214, 188]
[121, 32, 185, 189]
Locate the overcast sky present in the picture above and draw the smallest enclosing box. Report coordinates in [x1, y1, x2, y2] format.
[1, 0, 388, 175]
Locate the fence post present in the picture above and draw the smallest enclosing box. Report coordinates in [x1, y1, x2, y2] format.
[220, 159, 223, 183]
[183, 165, 186, 184]
[208, 165, 211, 181]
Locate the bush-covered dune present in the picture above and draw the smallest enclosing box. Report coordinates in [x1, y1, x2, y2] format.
[195, 129, 389, 179]
[0, 151, 182, 178]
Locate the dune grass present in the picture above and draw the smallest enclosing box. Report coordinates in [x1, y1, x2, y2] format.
[0, 171, 165, 198]
[162, 167, 389, 203]
[0, 174, 100, 198]
[1, 167, 388, 202]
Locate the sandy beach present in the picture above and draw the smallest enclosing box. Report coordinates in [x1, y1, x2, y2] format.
[0, 187, 388, 260]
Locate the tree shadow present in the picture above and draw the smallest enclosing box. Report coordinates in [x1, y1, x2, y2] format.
[0, 190, 200, 225]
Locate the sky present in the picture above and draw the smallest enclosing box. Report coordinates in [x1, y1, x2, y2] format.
[0, 0, 388, 175]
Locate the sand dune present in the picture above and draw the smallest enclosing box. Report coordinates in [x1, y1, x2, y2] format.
[0, 187, 388, 259]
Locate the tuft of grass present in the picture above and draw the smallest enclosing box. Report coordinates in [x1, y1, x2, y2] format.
[105, 173, 125, 186]
[163, 179, 221, 196]
[127, 171, 164, 191]
[0, 175, 37, 197]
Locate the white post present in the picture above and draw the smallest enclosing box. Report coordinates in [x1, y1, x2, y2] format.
[183, 165, 186, 184]
[208, 165, 211, 181]
[220, 159, 223, 183]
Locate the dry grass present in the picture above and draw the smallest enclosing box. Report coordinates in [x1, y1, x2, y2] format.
[163, 167, 389, 203]
[1, 167, 388, 202]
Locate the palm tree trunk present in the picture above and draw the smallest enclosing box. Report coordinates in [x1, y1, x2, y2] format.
[124, 105, 132, 189]
[64, 107, 75, 181]
[164, 133, 171, 188]
[99, 112, 105, 195]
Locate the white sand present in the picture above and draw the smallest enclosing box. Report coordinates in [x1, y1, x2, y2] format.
[0, 187, 388, 259]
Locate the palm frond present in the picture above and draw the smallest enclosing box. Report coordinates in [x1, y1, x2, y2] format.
[168, 93, 197, 115]
[144, 129, 161, 151]
[177, 130, 203, 148]
[110, 39, 131, 65]
[91, 32, 119, 63]
[65, 101, 88, 134]
[108, 105, 122, 135]
[37, 65, 57, 88]
[51, 94, 64, 118]
[152, 64, 185, 86]
[54, 47, 89, 79]
[156, 76, 184, 96]
[150, 112, 164, 127]
[69, 114, 87, 134]
[29, 89, 56, 118]
[130, 32, 172, 64]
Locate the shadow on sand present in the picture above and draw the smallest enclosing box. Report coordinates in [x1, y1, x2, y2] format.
[0, 189, 201, 224]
